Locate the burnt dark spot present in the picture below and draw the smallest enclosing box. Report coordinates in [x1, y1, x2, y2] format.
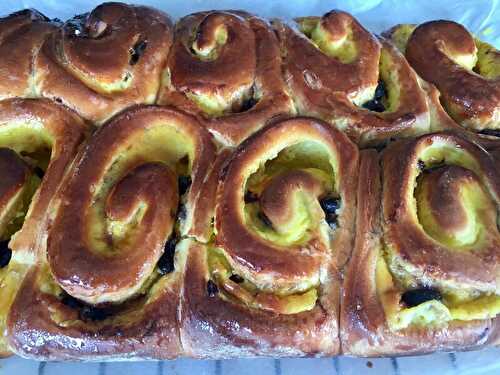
[0, 241, 12, 268]
[229, 274, 244, 284]
[66, 13, 89, 37]
[401, 287, 442, 308]
[244, 191, 259, 203]
[239, 97, 258, 112]
[207, 280, 218, 297]
[80, 305, 111, 321]
[129, 40, 148, 65]
[34, 166, 45, 179]
[157, 236, 177, 275]
[178, 176, 192, 196]
[319, 196, 340, 215]
[362, 80, 386, 112]
[258, 211, 273, 228]
[479, 129, 500, 138]
[417, 160, 425, 171]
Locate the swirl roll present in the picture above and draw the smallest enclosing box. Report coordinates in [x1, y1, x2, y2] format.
[274, 11, 435, 147]
[158, 11, 295, 146]
[180, 117, 358, 357]
[342, 133, 500, 356]
[7, 106, 217, 360]
[0, 9, 57, 99]
[0, 98, 87, 356]
[385, 21, 500, 135]
[34, 3, 173, 124]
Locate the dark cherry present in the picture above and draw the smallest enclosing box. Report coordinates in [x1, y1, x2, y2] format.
[157, 236, 177, 275]
[178, 176, 192, 196]
[362, 80, 386, 113]
[178, 204, 187, 220]
[80, 305, 111, 321]
[258, 211, 273, 228]
[401, 287, 442, 308]
[34, 166, 45, 179]
[129, 40, 148, 65]
[60, 293, 84, 309]
[417, 160, 425, 171]
[319, 196, 340, 215]
[0, 241, 12, 268]
[229, 274, 244, 284]
[325, 213, 338, 229]
[244, 191, 259, 203]
[240, 97, 258, 112]
[207, 280, 219, 297]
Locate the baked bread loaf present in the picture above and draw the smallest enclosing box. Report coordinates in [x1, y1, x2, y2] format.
[385, 21, 500, 137]
[274, 11, 440, 147]
[0, 10, 57, 100]
[342, 133, 500, 356]
[35, 3, 173, 124]
[0, 98, 88, 356]
[0, 2, 498, 360]
[7, 106, 216, 360]
[180, 117, 358, 357]
[158, 11, 295, 146]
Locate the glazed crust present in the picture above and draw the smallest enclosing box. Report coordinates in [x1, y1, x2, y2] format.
[7, 263, 183, 360]
[0, 98, 88, 254]
[405, 21, 500, 131]
[180, 241, 339, 358]
[6, 106, 217, 360]
[180, 117, 359, 357]
[0, 10, 57, 99]
[35, 3, 173, 124]
[341, 140, 499, 357]
[1, 3, 500, 360]
[274, 11, 432, 147]
[158, 10, 295, 146]
[0, 98, 88, 357]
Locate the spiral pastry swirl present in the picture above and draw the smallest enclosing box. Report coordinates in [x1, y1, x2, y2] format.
[0, 9, 57, 99]
[7, 106, 217, 359]
[180, 117, 358, 357]
[273, 11, 435, 147]
[0, 98, 87, 356]
[342, 133, 500, 356]
[34, 3, 173, 124]
[158, 11, 295, 146]
[385, 21, 500, 134]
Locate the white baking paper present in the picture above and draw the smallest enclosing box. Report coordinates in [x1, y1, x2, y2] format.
[0, 0, 499, 374]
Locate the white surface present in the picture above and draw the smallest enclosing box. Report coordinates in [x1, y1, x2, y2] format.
[0, 0, 499, 374]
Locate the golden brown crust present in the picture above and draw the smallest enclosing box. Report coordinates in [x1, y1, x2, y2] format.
[0, 98, 88, 357]
[7, 105, 216, 360]
[0, 98, 89, 254]
[0, 9, 57, 99]
[405, 21, 500, 131]
[180, 241, 339, 358]
[382, 134, 500, 290]
[274, 11, 432, 147]
[35, 3, 173, 124]
[341, 137, 500, 357]
[158, 11, 295, 146]
[180, 117, 359, 357]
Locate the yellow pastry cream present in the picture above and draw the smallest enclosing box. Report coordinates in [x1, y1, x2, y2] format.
[376, 138, 500, 331]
